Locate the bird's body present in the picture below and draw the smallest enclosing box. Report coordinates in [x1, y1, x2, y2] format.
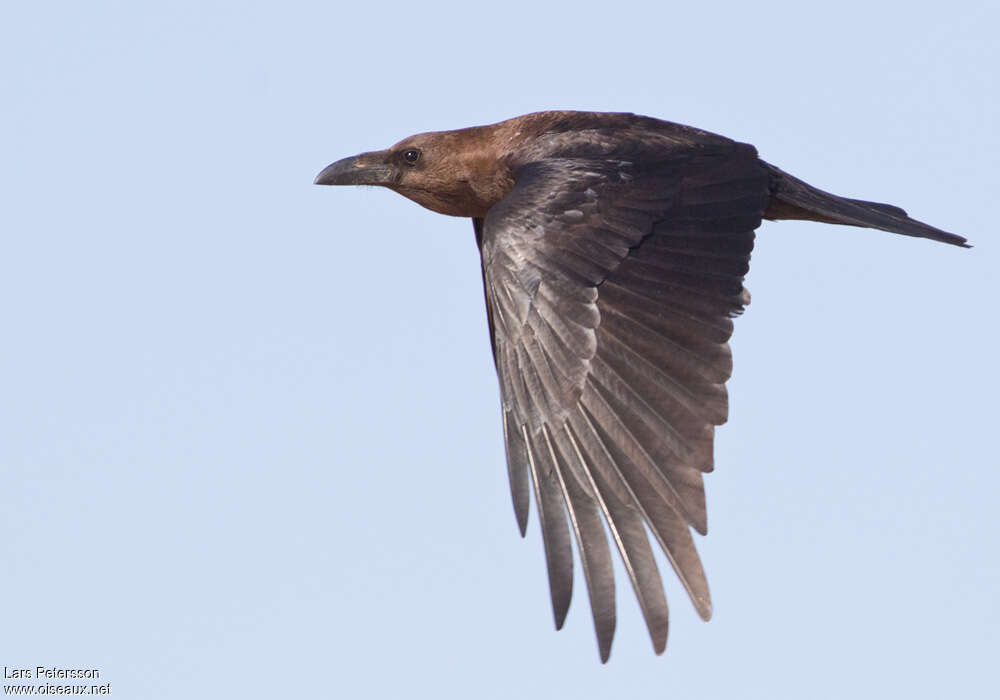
[315, 111, 966, 661]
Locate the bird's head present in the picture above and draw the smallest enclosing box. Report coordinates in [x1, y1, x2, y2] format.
[315, 127, 515, 218]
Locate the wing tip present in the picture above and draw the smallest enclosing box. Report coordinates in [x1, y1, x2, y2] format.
[696, 596, 713, 621]
[598, 636, 613, 663]
[515, 508, 529, 537]
[553, 600, 569, 630]
[650, 622, 669, 655]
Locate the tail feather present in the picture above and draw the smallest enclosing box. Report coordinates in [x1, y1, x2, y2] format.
[762, 162, 969, 248]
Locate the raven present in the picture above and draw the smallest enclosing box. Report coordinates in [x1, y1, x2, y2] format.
[314, 111, 967, 661]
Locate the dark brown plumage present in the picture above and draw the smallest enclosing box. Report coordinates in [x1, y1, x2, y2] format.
[314, 111, 967, 662]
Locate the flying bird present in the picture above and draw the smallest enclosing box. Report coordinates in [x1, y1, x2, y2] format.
[314, 111, 967, 662]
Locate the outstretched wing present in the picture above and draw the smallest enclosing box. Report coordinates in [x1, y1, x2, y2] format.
[477, 142, 769, 661]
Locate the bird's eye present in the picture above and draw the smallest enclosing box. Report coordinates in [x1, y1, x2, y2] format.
[402, 149, 421, 165]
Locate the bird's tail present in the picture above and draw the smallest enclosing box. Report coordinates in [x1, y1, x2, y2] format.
[762, 162, 969, 248]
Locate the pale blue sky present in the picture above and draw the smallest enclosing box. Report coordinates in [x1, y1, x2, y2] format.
[2, 1, 997, 698]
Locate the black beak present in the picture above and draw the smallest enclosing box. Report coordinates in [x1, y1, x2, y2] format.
[314, 150, 396, 186]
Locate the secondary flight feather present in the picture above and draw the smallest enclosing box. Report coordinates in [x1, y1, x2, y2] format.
[314, 111, 967, 661]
